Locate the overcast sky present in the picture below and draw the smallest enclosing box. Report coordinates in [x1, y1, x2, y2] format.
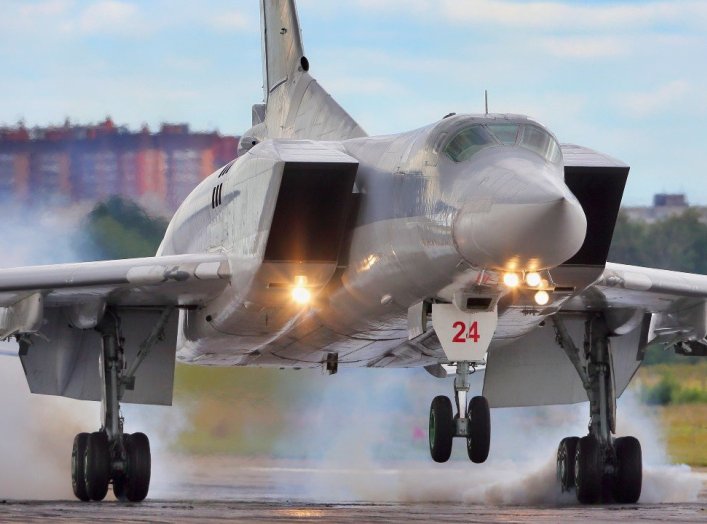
[1, 0, 706, 205]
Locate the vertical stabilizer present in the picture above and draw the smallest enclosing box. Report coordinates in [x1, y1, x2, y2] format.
[261, 0, 305, 102]
[258, 0, 367, 141]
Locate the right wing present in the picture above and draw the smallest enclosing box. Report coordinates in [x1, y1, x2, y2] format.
[570, 262, 707, 354]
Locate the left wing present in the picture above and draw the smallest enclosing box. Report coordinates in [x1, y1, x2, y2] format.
[0, 252, 229, 305]
[0, 253, 231, 405]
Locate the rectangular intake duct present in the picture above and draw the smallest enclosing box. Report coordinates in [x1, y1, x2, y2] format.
[264, 160, 358, 264]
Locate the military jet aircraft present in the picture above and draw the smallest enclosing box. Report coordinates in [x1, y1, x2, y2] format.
[1, 0, 705, 505]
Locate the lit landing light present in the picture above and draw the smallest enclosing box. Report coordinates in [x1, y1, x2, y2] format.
[525, 272, 542, 287]
[292, 275, 311, 305]
[503, 272, 520, 288]
[534, 290, 550, 306]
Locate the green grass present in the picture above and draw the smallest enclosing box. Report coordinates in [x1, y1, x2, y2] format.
[635, 363, 707, 465]
[171, 362, 707, 465]
[636, 361, 707, 405]
[173, 365, 288, 454]
[657, 404, 707, 466]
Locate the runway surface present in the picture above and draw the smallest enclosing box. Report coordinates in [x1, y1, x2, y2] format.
[1, 499, 706, 523]
[1, 457, 706, 522]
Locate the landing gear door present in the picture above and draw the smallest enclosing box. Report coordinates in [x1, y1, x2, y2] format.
[432, 304, 497, 363]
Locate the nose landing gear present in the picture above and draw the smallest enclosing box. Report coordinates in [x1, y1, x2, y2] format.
[553, 315, 643, 504]
[428, 362, 490, 463]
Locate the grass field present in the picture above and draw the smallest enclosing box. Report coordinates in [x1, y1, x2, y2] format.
[173, 366, 297, 455]
[635, 362, 707, 466]
[173, 362, 707, 465]
[656, 404, 707, 466]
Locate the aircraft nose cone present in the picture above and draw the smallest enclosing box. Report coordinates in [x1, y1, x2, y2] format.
[453, 191, 587, 271]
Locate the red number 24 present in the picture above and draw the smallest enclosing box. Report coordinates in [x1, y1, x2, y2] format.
[452, 321, 480, 343]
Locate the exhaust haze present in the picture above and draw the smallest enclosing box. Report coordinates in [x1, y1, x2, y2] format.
[266, 369, 703, 505]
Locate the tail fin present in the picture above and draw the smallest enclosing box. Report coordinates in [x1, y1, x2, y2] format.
[260, 0, 305, 102]
[258, 0, 366, 141]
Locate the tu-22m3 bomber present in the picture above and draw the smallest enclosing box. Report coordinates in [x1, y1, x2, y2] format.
[1, 0, 705, 505]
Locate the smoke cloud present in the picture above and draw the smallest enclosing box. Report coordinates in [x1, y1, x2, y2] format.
[267, 368, 704, 505]
[0, 205, 89, 499]
[0, 343, 97, 499]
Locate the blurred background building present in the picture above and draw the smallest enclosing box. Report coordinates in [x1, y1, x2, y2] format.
[0, 118, 239, 214]
[624, 193, 707, 224]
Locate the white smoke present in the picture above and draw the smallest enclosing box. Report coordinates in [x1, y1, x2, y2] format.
[0, 205, 91, 499]
[0, 343, 98, 499]
[0, 341, 187, 500]
[268, 368, 704, 505]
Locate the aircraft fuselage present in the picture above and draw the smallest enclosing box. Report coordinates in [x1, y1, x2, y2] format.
[159, 114, 587, 366]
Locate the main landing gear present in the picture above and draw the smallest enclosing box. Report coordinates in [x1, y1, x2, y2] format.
[553, 315, 642, 504]
[71, 309, 169, 502]
[429, 361, 490, 463]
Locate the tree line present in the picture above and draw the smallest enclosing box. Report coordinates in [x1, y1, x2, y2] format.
[608, 209, 707, 273]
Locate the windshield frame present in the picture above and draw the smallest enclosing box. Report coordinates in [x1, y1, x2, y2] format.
[441, 121, 563, 165]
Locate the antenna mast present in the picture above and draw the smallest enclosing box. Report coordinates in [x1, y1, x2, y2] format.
[485, 90, 489, 115]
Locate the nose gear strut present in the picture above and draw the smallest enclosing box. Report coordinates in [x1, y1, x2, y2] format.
[428, 361, 490, 464]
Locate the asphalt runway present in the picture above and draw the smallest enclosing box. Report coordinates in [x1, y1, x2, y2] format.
[1, 499, 706, 523]
[1, 457, 705, 523]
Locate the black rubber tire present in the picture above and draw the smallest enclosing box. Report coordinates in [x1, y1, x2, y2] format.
[575, 435, 603, 504]
[613, 436, 642, 504]
[557, 436, 579, 492]
[112, 434, 130, 502]
[113, 476, 126, 501]
[467, 396, 490, 464]
[119, 432, 151, 502]
[84, 431, 111, 502]
[71, 433, 90, 501]
[429, 396, 454, 463]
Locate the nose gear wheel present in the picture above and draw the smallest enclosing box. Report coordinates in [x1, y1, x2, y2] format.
[428, 362, 491, 464]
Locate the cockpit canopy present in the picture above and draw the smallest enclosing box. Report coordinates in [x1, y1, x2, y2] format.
[443, 123, 562, 165]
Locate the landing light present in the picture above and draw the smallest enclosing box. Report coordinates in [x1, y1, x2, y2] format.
[534, 290, 550, 306]
[503, 272, 520, 288]
[525, 272, 542, 287]
[292, 287, 311, 305]
[292, 275, 311, 305]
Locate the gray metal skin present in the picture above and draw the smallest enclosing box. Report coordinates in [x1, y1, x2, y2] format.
[2, 0, 707, 412]
[161, 115, 586, 370]
[155, 0, 586, 370]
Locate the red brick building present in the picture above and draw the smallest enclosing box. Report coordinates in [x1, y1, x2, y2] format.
[0, 118, 240, 212]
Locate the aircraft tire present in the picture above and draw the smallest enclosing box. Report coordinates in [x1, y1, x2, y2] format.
[84, 432, 111, 501]
[466, 396, 490, 463]
[613, 436, 642, 504]
[113, 475, 126, 501]
[71, 433, 91, 501]
[112, 433, 130, 502]
[429, 396, 454, 463]
[118, 432, 151, 502]
[557, 436, 579, 492]
[575, 436, 602, 504]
